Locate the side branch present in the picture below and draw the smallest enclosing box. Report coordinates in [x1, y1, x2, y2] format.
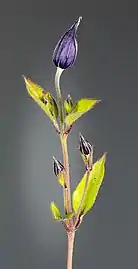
[74, 153, 93, 228]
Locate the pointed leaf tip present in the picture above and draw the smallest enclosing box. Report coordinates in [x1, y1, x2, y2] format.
[22, 75, 30, 85]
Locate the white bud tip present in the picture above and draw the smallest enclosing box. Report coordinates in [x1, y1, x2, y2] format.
[79, 16, 82, 22]
[79, 132, 85, 141]
[76, 16, 82, 28]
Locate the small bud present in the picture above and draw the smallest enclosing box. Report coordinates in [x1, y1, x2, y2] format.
[79, 133, 92, 156]
[66, 94, 74, 107]
[53, 16, 82, 69]
[53, 156, 64, 176]
[64, 94, 74, 114]
[53, 157, 65, 186]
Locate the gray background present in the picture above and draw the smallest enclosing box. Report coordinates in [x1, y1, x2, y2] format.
[0, 0, 138, 268]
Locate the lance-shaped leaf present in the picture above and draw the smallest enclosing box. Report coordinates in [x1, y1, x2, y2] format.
[23, 76, 58, 124]
[72, 153, 106, 216]
[50, 202, 62, 220]
[65, 98, 99, 126]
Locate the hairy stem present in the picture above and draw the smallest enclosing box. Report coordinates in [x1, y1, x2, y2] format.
[67, 232, 75, 269]
[55, 67, 64, 129]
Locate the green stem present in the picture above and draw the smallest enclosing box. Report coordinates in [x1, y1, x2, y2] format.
[74, 153, 93, 228]
[74, 168, 91, 227]
[55, 67, 64, 129]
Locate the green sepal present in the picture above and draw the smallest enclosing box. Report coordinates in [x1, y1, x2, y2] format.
[80, 145, 94, 168]
[23, 76, 58, 124]
[72, 153, 106, 216]
[65, 98, 100, 126]
[50, 202, 62, 220]
[57, 171, 65, 187]
[81, 152, 89, 165]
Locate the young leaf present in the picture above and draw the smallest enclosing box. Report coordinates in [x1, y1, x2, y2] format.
[50, 202, 62, 220]
[63, 212, 74, 220]
[72, 153, 106, 216]
[23, 76, 58, 124]
[65, 98, 99, 126]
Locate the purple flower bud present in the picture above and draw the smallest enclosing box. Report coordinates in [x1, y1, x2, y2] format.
[53, 156, 64, 177]
[79, 133, 92, 156]
[53, 16, 82, 69]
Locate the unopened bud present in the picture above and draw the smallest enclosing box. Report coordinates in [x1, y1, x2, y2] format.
[79, 133, 92, 156]
[53, 17, 82, 70]
[64, 94, 74, 114]
[53, 157, 65, 186]
[53, 157, 64, 176]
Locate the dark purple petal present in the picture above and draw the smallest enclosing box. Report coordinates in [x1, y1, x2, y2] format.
[53, 17, 82, 69]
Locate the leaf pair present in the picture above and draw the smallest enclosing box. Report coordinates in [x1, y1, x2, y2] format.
[23, 77, 99, 128]
[72, 153, 106, 216]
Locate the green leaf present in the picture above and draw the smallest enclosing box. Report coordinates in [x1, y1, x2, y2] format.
[72, 153, 106, 216]
[23, 76, 58, 124]
[65, 98, 99, 126]
[50, 202, 62, 220]
[63, 212, 74, 220]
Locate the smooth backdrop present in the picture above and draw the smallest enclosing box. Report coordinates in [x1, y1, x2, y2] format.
[0, 1, 138, 268]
